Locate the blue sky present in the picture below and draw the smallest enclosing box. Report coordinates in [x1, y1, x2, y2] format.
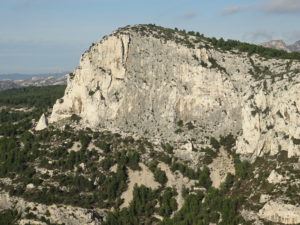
[1, 0, 300, 74]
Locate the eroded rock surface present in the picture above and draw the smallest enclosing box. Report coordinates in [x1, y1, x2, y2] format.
[258, 200, 300, 224]
[49, 25, 300, 159]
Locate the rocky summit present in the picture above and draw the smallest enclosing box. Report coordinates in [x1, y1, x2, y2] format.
[50, 24, 300, 159]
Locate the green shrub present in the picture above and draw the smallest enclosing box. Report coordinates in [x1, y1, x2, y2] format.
[210, 137, 220, 150]
[100, 158, 115, 170]
[154, 168, 168, 185]
[70, 114, 81, 122]
[186, 122, 195, 130]
[99, 141, 111, 153]
[161, 143, 173, 154]
[177, 120, 183, 127]
[198, 166, 212, 189]
[219, 134, 236, 151]
[127, 151, 140, 170]
[0, 209, 20, 225]
[292, 137, 300, 145]
[159, 188, 177, 217]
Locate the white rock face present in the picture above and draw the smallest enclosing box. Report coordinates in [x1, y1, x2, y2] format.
[49, 25, 300, 158]
[259, 194, 270, 203]
[35, 113, 48, 131]
[241, 209, 264, 225]
[258, 200, 300, 224]
[267, 170, 284, 184]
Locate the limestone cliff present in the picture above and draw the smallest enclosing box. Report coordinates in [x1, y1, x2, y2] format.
[49, 24, 300, 158]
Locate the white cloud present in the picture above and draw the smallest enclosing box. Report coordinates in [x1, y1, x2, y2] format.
[221, 0, 300, 16]
[220, 6, 242, 15]
[264, 0, 300, 13]
[183, 12, 198, 19]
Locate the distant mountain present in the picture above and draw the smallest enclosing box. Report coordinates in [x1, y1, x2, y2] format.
[0, 74, 67, 91]
[0, 80, 21, 91]
[0, 72, 69, 80]
[261, 40, 300, 52]
[289, 40, 300, 52]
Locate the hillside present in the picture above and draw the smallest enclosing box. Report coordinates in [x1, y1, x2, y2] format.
[1, 24, 300, 225]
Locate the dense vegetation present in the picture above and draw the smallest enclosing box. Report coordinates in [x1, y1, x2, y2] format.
[0, 85, 66, 109]
[0, 86, 65, 138]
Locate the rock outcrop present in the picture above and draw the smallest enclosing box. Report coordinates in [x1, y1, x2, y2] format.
[49, 24, 300, 158]
[267, 170, 284, 184]
[35, 113, 48, 131]
[258, 200, 300, 224]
